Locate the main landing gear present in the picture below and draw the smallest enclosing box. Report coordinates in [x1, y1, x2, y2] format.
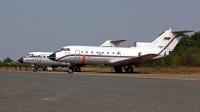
[68, 66, 81, 73]
[42, 66, 47, 71]
[114, 66, 122, 73]
[124, 65, 133, 73]
[113, 65, 134, 73]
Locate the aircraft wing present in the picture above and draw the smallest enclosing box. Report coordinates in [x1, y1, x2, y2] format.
[112, 54, 158, 66]
[8, 61, 30, 66]
[100, 40, 126, 47]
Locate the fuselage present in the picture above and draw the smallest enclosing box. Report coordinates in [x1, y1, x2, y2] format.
[18, 52, 67, 67]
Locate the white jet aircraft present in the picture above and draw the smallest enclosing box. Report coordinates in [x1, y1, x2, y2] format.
[48, 28, 193, 73]
[18, 52, 70, 72]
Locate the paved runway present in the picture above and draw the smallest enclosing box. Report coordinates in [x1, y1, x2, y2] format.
[0, 71, 200, 112]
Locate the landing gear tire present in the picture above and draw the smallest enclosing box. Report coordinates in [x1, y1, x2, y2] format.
[74, 66, 81, 72]
[19, 66, 22, 71]
[32, 66, 38, 72]
[126, 67, 133, 73]
[33, 69, 36, 72]
[68, 66, 74, 74]
[125, 66, 133, 73]
[25, 66, 28, 71]
[42, 67, 46, 71]
[52, 67, 56, 71]
[114, 66, 122, 73]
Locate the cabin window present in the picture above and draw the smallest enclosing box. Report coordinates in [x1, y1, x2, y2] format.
[96, 51, 98, 54]
[107, 52, 109, 54]
[91, 51, 93, 54]
[81, 51, 83, 53]
[102, 52, 104, 54]
[86, 51, 88, 53]
[112, 52, 115, 54]
[43, 56, 45, 58]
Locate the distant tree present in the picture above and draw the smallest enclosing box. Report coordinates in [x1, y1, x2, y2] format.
[0, 60, 3, 67]
[3, 57, 13, 67]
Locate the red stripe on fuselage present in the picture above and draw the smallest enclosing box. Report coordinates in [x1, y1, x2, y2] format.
[82, 55, 86, 63]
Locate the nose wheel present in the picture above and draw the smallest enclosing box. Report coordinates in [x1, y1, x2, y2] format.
[32, 66, 38, 72]
[68, 66, 74, 74]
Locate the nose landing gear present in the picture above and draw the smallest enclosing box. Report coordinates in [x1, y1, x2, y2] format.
[68, 66, 74, 74]
[32, 66, 38, 72]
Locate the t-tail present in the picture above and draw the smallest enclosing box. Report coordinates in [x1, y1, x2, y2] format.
[153, 28, 193, 56]
[133, 28, 193, 59]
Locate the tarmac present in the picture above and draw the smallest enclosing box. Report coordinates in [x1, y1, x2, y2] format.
[0, 71, 200, 112]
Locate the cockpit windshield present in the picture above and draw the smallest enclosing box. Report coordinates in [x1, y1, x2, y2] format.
[60, 48, 70, 51]
[25, 54, 34, 57]
[60, 48, 65, 51]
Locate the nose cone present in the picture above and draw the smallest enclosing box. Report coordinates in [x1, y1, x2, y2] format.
[48, 53, 56, 61]
[18, 57, 23, 63]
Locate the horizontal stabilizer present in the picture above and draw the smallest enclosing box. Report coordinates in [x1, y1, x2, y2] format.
[172, 30, 193, 35]
[101, 40, 126, 47]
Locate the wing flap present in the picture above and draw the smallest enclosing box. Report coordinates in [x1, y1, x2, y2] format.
[113, 54, 158, 66]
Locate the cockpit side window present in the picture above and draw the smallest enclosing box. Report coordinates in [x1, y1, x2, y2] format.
[60, 48, 65, 51]
[66, 48, 70, 51]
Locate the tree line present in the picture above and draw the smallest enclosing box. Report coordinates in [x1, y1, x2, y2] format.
[0, 57, 13, 67]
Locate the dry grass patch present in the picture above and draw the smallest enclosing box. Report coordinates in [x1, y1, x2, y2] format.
[135, 67, 200, 75]
[1, 66, 200, 75]
[56, 66, 200, 75]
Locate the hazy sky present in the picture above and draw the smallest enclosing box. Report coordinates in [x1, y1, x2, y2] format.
[0, 0, 199, 60]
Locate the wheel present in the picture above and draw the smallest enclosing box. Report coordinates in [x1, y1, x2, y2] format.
[32, 66, 37, 72]
[68, 66, 74, 74]
[74, 66, 81, 72]
[68, 68, 73, 73]
[52, 67, 56, 71]
[114, 66, 122, 73]
[42, 68, 46, 71]
[126, 67, 133, 73]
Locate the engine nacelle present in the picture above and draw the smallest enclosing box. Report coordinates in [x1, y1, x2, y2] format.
[133, 42, 154, 48]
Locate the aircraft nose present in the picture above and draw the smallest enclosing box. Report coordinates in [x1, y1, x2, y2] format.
[48, 53, 56, 61]
[18, 57, 23, 63]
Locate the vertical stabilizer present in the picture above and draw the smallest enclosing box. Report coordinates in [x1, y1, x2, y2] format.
[152, 28, 193, 54]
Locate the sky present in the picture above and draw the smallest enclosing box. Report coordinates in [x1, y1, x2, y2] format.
[0, 0, 200, 60]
